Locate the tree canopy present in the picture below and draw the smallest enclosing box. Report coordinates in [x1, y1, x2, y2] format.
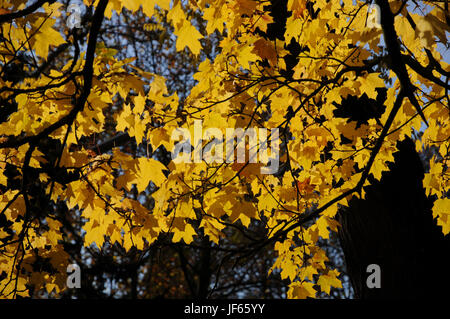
[0, 0, 448, 298]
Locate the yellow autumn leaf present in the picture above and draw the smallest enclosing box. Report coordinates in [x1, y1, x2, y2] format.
[317, 269, 342, 295]
[432, 198, 450, 235]
[287, 281, 316, 299]
[172, 221, 196, 244]
[136, 157, 167, 192]
[174, 21, 203, 54]
[360, 73, 385, 99]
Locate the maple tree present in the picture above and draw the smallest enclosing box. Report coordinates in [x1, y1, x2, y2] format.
[0, 0, 448, 299]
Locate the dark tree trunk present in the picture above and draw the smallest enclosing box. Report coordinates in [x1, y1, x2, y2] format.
[338, 137, 450, 299]
[197, 238, 212, 299]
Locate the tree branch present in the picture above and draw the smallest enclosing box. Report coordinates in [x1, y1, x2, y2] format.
[247, 90, 407, 256]
[375, 0, 428, 125]
[0, 0, 56, 23]
[90, 132, 131, 155]
[402, 54, 450, 89]
[0, 0, 109, 149]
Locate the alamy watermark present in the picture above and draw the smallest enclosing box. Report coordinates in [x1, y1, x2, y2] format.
[66, 264, 81, 289]
[366, 263, 381, 289]
[366, 3, 382, 29]
[67, 3, 81, 29]
[170, 120, 280, 175]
